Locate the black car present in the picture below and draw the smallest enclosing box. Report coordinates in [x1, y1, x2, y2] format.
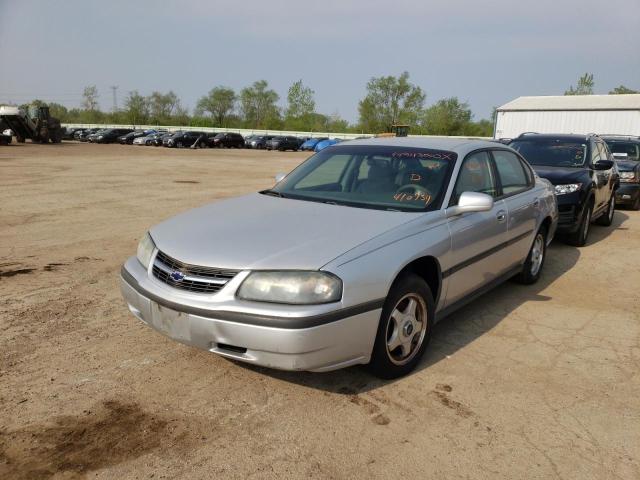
[63, 127, 83, 140]
[266, 136, 303, 151]
[510, 133, 618, 246]
[165, 131, 207, 148]
[118, 129, 156, 145]
[247, 135, 275, 149]
[76, 128, 100, 142]
[602, 136, 640, 210]
[210, 132, 244, 148]
[89, 128, 133, 143]
[155, 132, 175, 146]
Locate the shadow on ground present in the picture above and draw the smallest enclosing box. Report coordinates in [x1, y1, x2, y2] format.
[238, 211, 629, 394]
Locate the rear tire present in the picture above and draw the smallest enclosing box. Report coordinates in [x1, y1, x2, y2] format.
[368, 274, 433, 379]
[595, 195, 615, 226]
[514, 226, 547, 285]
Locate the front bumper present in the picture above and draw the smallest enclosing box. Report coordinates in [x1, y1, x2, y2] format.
[615, 183, 640, 205]
[120, 257, 380, 372]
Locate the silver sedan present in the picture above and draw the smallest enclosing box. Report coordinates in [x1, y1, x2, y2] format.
[121, 138, 558, 378]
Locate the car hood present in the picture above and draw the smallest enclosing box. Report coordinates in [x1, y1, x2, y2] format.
[531, 165, 589, 185]
[150, 193, 415, 270]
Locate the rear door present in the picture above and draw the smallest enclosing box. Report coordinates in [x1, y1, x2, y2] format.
[491, 149, 538, 266]
[444, 150, 510, 308]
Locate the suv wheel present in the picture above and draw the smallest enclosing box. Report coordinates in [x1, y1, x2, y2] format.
[514, 226, 547, 284]
[596, 195, 615, 226]
[368, 274, 433, 379]
[566, 201, 592, 247]
[632, 194, 640, 211]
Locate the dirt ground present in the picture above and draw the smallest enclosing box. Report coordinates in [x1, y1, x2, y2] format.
[0, 142, 638, 480]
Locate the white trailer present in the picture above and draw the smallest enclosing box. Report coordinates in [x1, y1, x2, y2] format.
[494, 94, 640, 139]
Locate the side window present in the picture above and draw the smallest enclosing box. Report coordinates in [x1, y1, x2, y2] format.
[492, 150, 530, 195]
[452, 151, 498, 204]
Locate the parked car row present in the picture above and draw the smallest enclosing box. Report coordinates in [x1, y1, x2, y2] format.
[65, 127, 344, 152]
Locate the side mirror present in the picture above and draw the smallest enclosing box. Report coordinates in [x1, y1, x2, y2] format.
[446, 191, 494, 218]
[274, 173, 286, 183]
[593, 160, 614, 171]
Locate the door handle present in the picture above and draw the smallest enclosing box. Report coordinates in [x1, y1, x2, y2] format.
[496, 210, 506, 222]
[533, 198, 540, 207]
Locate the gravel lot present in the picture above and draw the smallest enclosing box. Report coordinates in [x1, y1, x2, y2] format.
[1, 142, 639, 479]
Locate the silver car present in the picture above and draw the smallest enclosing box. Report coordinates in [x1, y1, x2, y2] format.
[121, 138, 558, 378]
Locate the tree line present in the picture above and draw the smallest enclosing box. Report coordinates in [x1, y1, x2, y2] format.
[18, 72, 637, 136]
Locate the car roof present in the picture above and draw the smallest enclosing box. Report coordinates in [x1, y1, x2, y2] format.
[342, 136, 505, 155]
[512, 133, 594, 142]
[601, 135, 640, 142]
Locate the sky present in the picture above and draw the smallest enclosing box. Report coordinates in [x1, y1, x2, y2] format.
[0, 0, 638, 123]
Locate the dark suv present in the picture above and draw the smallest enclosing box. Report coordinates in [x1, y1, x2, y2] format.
[266, 136, 303, 151]
[94, 128, 134, 143]
[165, 131, 207, 148]
[602, 135, 640, 210]
[510, 133, 618, 246]
[210, 132, 244, 148]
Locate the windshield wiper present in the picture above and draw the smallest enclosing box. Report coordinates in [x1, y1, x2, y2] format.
[261, 189, 286, 198]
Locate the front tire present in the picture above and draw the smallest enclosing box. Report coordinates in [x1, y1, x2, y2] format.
[596, 195, 615, 226]
[368, 274, 433, 379]
[631, 194, 640, 211]
[514, 226, 547, 284]
[566, 201, 592, 247]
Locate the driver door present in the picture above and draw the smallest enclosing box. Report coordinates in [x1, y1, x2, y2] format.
[444, 151, 510, 308]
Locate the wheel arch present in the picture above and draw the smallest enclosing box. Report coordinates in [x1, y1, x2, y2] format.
[392, 256, 442, 307]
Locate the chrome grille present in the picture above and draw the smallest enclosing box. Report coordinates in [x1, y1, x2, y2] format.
[152, 250, 238, 294]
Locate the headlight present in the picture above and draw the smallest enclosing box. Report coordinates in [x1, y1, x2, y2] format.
[554, 183, 581, 195]
[620, 171, 637, 182]
[136, 232, 156, 269]
[237, 271, 342, 304]
[98, 135, 104, 139]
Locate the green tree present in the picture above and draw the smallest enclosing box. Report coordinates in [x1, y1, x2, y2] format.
[609, 85, 638, 94]
[421, 97, 473, 136]
[285, 80, 316, 130]
[48, 102, 69, 122]
[240, 80, 280, 129]
[565, 73, 594, 95]
[358, 71, 425, 133]
[195, 87, 237, 126]
[82, 85, 99, 110]
[123, 90, 149, 125]
[148, 91, 181, 124]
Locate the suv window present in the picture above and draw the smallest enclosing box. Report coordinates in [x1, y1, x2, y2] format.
[606, 141, 640, 161]
[452, 151, 498, 204]
[493, 150, 530, 195]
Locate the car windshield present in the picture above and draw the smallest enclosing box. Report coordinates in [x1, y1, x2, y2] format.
[268, 145, 457, 212]
[510, 139, 588, 167]
[605, 141, 639, 161]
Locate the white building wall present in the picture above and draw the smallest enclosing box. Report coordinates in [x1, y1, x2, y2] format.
[494, 110, 640, 139]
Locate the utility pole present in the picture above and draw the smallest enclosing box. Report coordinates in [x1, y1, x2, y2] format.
[110, 85, 118, 113]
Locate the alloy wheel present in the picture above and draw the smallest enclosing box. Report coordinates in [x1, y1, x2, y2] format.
[385, 294, 428, 366]
[530, 233, 544, 276]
